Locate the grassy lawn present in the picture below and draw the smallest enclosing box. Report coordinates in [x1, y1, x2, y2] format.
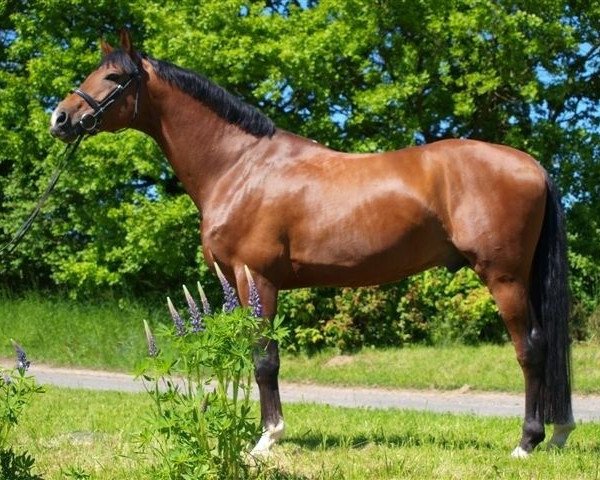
[280, 343, 600, 393]
[3, 294, 599, 478]
[1, 294, 599, 394]
[0, 293, 154, 371]
[9, 386, 600, 479]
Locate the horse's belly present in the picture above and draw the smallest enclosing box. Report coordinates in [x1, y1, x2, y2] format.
[284, 209, 454, 288]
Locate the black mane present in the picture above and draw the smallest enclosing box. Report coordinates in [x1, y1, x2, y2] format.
[101, 50, 276, 138]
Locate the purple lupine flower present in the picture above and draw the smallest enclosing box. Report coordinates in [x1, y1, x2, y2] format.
[167, 297, 186, 336]
[214, 263, 239, 313]
[11, 340, 30, 371]
[244, 265, 263, 318]
[183, 285, 204, 332]
[143, 320, 158, 357]
[197, 281, 211, 315]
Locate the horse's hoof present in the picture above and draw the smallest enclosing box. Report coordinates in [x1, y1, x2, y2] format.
[511, 446, 530, 459]
[250, 420, 285, 457]
[548, 422, 576, 449]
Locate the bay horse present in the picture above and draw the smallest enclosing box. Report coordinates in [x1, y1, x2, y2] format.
[50, 30, 574, 457]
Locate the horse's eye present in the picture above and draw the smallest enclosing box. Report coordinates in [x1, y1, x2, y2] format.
[104, 73, 121, 83]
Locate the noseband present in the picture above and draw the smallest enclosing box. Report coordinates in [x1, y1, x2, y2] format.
[72, 69, 141, 134]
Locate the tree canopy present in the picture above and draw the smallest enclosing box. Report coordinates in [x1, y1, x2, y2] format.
[0, 1, 598, 310]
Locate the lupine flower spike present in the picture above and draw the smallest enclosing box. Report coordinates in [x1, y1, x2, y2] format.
[214, 262, 240, 313]
[11, 340, 30, 371]
[143, 320, 158, 357]
[244, 265, 263, 318]
[183, 284, 204, 332]
[197, 281, 211, 315]
[167, 297, 186, 336]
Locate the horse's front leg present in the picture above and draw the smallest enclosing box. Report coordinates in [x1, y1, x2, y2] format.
[235, 266, 284, 455]
[252, 336, 284, 454]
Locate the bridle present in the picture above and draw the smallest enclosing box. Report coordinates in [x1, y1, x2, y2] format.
[0, 66, 143, 256]
[72, 68, 141, 135]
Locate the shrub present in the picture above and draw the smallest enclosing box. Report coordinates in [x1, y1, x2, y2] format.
[136, 270, 287, 479]
[0, 341, 44, 480]
[280, 268, 505, 353]
[568, 250, 600, 341]
[407, 269, 504, 345]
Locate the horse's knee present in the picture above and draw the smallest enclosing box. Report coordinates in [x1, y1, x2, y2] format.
[254, 355, 279, 380]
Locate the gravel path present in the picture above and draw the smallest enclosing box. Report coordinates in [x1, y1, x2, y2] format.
[10, 363, 600, 422]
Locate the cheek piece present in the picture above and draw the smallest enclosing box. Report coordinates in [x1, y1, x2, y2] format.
[72, 69, 141, 135]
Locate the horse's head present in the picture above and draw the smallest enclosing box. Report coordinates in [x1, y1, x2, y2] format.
[50, 30, 142, 142]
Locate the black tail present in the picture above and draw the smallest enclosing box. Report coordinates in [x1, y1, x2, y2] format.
[530, 175, 572, 424]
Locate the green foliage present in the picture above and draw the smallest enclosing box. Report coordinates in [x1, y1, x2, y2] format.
[568, 248, 600, 340]
[0, 347, 44, 449]
[0, 1, 598, 344]
[280, 268, 504, 352]
[400, 269, 504, 345]
[136, 294, 287, 479]
[0, 448, 43, 480]
[61, 466, 92, 480]
[0, 342, 44, 480]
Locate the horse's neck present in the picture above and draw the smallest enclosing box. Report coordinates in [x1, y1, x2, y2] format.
[136, 82, 263, 210]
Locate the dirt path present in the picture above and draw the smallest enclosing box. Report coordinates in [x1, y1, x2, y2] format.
[7, 363, 600, 422]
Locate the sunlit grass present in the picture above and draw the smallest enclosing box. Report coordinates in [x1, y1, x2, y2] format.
[1, 294, 599, 393]
[280, 343, 600, 393]
[12, 387, 151, 479]
[0, 292, 156, 370]
[9, 387, 600, 479]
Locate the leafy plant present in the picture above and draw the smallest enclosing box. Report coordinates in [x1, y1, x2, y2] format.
[279, 268, 505, 353]
[0, 341, 44, 480]
[136, 268, 287, 479]
[0, 342, 44, 449]
[61, 466, 91, 479]
[0, 448, 43, 480]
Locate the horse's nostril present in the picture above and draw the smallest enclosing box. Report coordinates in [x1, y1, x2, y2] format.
[56, 111, 69, 126]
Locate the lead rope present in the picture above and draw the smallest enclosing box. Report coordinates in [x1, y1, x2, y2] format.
[0, 135, 84, 255]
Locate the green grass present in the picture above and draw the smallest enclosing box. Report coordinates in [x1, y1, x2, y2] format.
[9, 387, 600, 479]
[0, 292, 156, 371]
[1, 293, 599, 393]
[12, 387, 150, 479]
[280, 344, 600, 393]
[3, 295, 599, 478]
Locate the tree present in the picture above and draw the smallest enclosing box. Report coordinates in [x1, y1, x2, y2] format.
[0, 1, 597, 329]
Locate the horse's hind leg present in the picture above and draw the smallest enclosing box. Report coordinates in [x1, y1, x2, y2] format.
[548, 417, 576, 449]
[493, 275, 575, 454]
[484, 274, 546, 457]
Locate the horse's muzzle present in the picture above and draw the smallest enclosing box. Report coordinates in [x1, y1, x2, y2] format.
[49, 108, 79, 143]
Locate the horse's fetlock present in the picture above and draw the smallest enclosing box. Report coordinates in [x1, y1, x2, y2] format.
[522, 420, 545, 451]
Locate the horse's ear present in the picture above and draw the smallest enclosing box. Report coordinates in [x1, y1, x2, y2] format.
[119, 28, 135, 57]
[100, 39, 113, 57]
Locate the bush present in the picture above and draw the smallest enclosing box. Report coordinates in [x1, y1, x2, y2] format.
[568, 250, 600, 341]
[280, 267, 506, 353]
[0, 342, 44, 480]
[136, 273, 287, 479]
[402, 269, 504, 345]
